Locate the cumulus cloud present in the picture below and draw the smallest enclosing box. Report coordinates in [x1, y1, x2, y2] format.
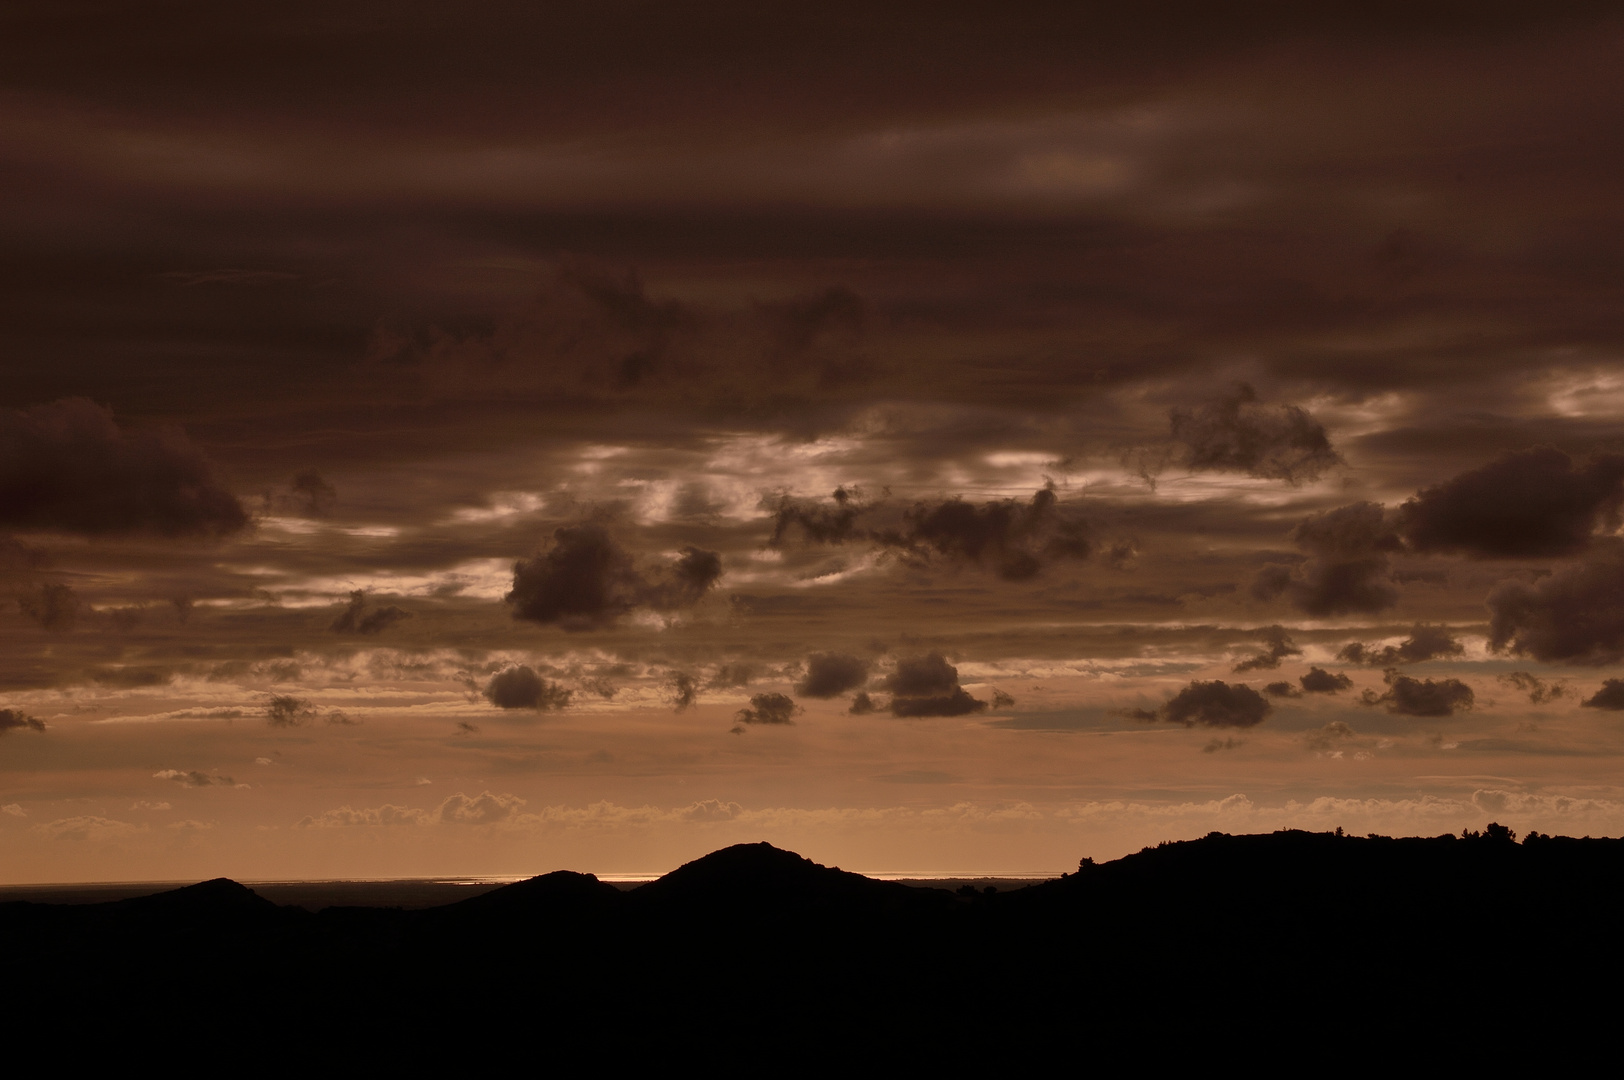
[1397, 447, 1624, 558]
[0, 708, 46, 734]
[0, 398, 248, 537]
[297, 804, 430, 828]
[735, 692, 800, 725]
[1499, 672, 1568, 704]
[796, 653, 871, 698]
[438, 791, 525, 825]
[1299, 667, 1354, 694]
[1488, 544, 1624, 664]
[505, 524, 722, 629]
[881, 653, 987, 717]
[848, 691, 880, 715]
[1262, 681, 1301, 698]
[330, 590, 412, 635]
[154, 769, 235, 787]
[767, 485, 869, 546]
[1252, 502, 1401, 616]
[1168, 383, 1340, 483]
[1338, 624, 1464, 666]
[484, 665, 573, 710]
[1360, 671, 1474, 716]
[1232, 625, 1302, 672]
[1581, 680, 1624, 711]
[1130, 680, 1272, 728]
[265, 694, 317, 727]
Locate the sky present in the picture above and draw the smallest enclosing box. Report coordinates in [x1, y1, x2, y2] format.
[7, 2, 1624, 882]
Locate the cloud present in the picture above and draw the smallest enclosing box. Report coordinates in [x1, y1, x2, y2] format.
[1299, 667, 1354, 694]
[154, 769, 235, 787]
[17, 582, 80, 631]
[1581, 680, 1624, 710]
[848, 691, 880, 715]
[665, 671, 699, 712]
[0, 708, 46, 734]
[1338, 624, 1464, 666]
[1360, 671, 1474, 716]
[1156, 681, 1272, 728]
[770, 485, 1090, 580]
[1488, 544, 1624, 664]
[1202, 738, 1242, 753]
[1499, 672, 1568, 704]
[484, 665, 572, 710]
[1232, 625, 1302, 672]
[3, 803, 26, 816]
[290, 470, 337, 516]
[330, 590, 412, 635]
[35, 816, 142, 842]
[1306, 721, 1356, 751]
[890, 485, 1090, 580]
[0, 398, 248, 538]
[1168, 383, 1341, 483]
[1263, 681, 1301, 698]
[438, 791, 526, 825]
[881, 653, 988, 717]
[297, 804, 431, 828]
[1252, 502, 1401, 616]
[735, 692, 800, 725]
[265, 694, 317, 727]
[505, 524, 722, 629]
[1397, 447, 1624, 558]
[796, 653, 871, 698]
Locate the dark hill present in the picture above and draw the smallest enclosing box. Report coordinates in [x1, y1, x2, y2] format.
[8, 828, 1623, 1062]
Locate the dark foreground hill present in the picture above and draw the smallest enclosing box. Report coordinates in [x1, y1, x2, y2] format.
[7, 829, 1621, 1062]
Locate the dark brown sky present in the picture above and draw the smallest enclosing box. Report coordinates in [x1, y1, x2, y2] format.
[6, 3, 1624, 881]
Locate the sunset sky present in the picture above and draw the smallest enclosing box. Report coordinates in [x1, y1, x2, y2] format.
[7, 2, 1624, 883]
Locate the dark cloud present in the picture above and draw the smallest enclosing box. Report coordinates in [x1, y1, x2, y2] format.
[506, 524, 722, 629]
[878, 653, 988, 717]
[767, 486, 868, 547]
[1252, 502, 1401, 616]
[1136, 681, 1271, 728]
[1299, 667, 1354, 694]
[882, 653, 963, 697]
[0, 708, 46, 734]
[890, 689, 987, 718]
[290, 470, 337, 516]
[1232, 625, 1302, 672]
[891, 486, 1090, 581]
[665, 671, 698, 712]
[1397, 447, 1624, 558]
[265, 694, 317, 727]
[796, 653, 870, 698]
[1169, 383, 1340, 483]
[770, 486, 1089, 580]
[1581, 680, 1624, 711]
[1488, 545, 1624, 664]
[485, 666, 572, 711]
[991, 689, 1015, 708]
[1360, 671, 1474, 717]
[1262, 681, 1301, 698]
[1202, 738, 1242, 753]
[1338, 624, 1464, 666]
[455, 721, 481, 736]
[17, 582, 80, 631]
[1498, 672, 1568, 704]
[330, 590, 412, 635]
[735, 692, 799, 725]
[848, 691, 879, 715]
[0, 398, 248, 538]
